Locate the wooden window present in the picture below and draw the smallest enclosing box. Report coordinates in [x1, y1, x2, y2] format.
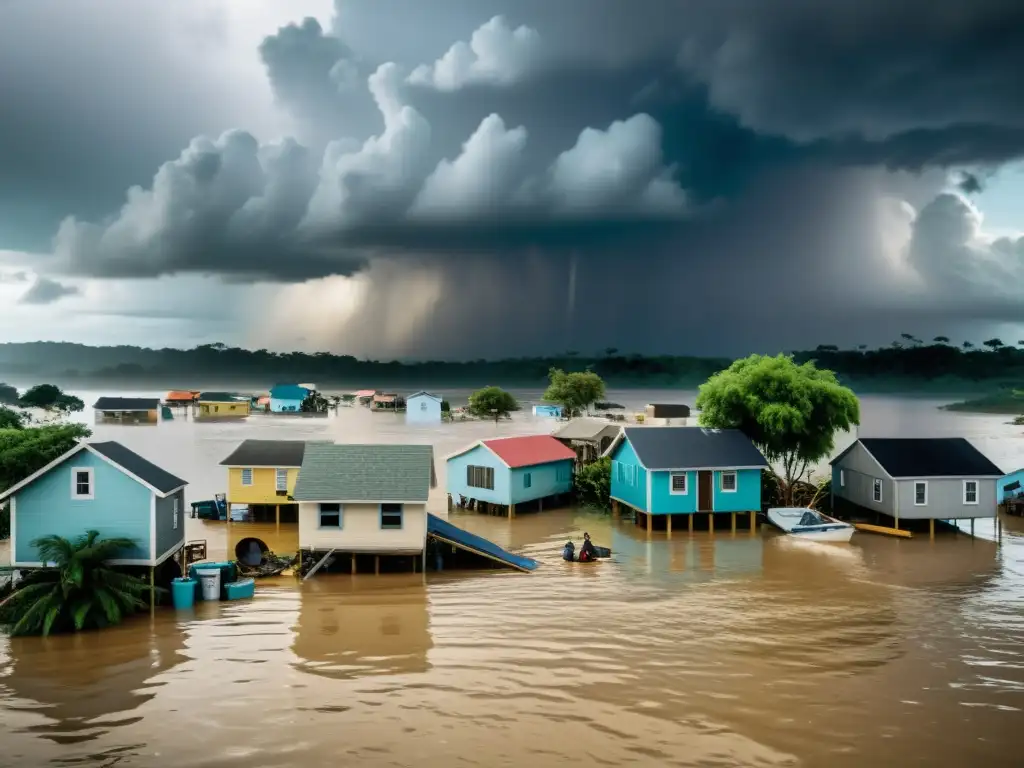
[466, 465, 495, 490]
[275, 469, 288, 491]
[914, 481, 928, 506]
[963, 480, 978, 505]
[872, 478, 882, 503]
[241, 468, 253, 486]
[380, 503, 403, 529]
[319, 502, 342, 527]
[720, 471, 737, 492]
[524, 472, 532, 489]
[71, 467, 94, 499]
[670, 473, 687, 494]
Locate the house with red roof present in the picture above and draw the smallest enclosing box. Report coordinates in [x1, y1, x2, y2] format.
[444, 435, 577, 517]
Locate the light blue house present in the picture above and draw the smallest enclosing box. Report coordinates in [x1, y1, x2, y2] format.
[269, 384, 310, 413]
[406, 391, 443, 424]
[997, 468, 1024, 503]
[603, 427, 769, 532]
[532, 405, 563, 418]
[445, 435, 577, 516]
[0, 441, 188, 568]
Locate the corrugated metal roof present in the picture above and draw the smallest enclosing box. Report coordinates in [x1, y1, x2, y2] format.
[552, 417, 621, 441]
[482, 435, 577, 468]
[846, 438, 1003, 478]
[93, 397, 160, 411]
[220, 439, 310, 467]
[622, 427, 769, 470]
[293, 443, 435, 501]
[90, 441, 187, 493]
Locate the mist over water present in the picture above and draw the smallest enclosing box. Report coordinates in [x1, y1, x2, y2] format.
[1, 389, 1022, 767]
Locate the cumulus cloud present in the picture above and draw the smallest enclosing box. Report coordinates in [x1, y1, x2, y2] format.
[408, 16, 542, 91]
[19, 275, 79, 305]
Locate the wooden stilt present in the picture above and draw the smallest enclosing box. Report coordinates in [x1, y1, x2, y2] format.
[666, 514, 672, 536]
[731, 512, 737, 534]
[929, 518, 935, 540]
[509, 504, 516, 519]
[539, 498, 544, 512]
[646, 512, 652, 534]
[351, 554, 357, 575]
[149, 567, 155, 611]
[970, 518, 975, 537]
[708, 512, 715, 533]
[688, 513, 694, 533]
[375, 555, 380, 575]
[612, 500, 619, 519]
[750, 511, 756, 531]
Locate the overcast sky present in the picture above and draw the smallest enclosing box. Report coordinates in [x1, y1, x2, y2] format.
[1, 0, 1023, 359]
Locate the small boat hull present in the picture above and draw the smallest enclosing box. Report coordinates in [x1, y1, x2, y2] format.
[789, 525, 856, 543]
[224, 577, 256, 600]
[766, 507, 855, 543]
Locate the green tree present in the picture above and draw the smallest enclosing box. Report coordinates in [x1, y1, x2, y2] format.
[0, 383, 19, 405]
[467, 386, 519, 422]
[575, 456, 611, 510]
[0, 423, 92, 496]
[543, 368, 606, 417]
[983, 338, 1004, 351]
[0, 406, 27, 430]
[19, 384, 84, 415]
[695, 354, 860, 505]
[933, 336, 950, 344]
[300, 390, 330, 413]
[0, 531, 155, 636]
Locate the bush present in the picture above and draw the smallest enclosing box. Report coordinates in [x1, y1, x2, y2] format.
[576, 457, 611, 511]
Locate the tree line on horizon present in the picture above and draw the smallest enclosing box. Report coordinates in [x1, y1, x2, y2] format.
[0, 337, 1022, 384]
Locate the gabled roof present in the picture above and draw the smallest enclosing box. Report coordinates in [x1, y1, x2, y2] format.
[552, 417, 621, 442]
[93, 397, 160, 411]
[165, 390, 198, 401]
[833, 438, 1003, 478]
[220, 439, 310, 468]
[293, 443, 436, 502]
[0, 440, 187, 501]
[446, 435, 576, 468]
[408, 391, 442, 402]
[197, 391, 242, 402]
[604, 427, 770, 470]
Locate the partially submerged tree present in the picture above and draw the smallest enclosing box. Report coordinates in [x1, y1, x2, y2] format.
[543, 368, 606, 417]
[468, 387, 519, 422]
[18, 384, 84, 415]
[575, 456, 611, 510]
[0, 383, 19, 405]
[0, 531, 156, 636]
[695, 354, 860, 505]
[300, 390, 330, 413]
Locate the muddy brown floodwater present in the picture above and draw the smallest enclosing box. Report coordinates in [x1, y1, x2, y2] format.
[1, 389, 1023, 767]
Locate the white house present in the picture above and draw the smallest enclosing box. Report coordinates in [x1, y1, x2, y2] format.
[406, 391, 443, 424]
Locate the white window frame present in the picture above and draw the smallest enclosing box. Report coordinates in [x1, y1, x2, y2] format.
[669, 472, 688, 495]
[173, 497, 180, 529]
[963, 479, 979, 505]
[840, 469, 845, 487]
[719, 471, 737, 493]
[913, 481, 928, 506]
[241, 468, 253, 486]
[71, 467, 94, 500]
[275, 468, 288, 491]
[872, 478, 883, 503]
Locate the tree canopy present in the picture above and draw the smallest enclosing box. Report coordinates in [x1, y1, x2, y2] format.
[0, 406, 27, 430]
[300, 390, 330, 413]
[695, 354, 860, 504]
[467, 386, 519, 421]
[543, 367, 606, 417]
[18, 383, 84, 414]
[575, 456, 611, 510]
[0, 422, 91, 495]
[0, 382, 19, 405]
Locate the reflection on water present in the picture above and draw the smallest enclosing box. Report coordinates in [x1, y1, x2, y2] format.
[0, 391, 1022, 766]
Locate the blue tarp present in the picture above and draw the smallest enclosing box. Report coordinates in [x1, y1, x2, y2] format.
[427, 514, 539, 572]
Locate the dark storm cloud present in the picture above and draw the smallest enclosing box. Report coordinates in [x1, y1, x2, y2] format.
[19, 276, 79, 305]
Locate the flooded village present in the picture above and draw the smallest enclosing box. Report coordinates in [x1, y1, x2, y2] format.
[1, 385, 1023, 767]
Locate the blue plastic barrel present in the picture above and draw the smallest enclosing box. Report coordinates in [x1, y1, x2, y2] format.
[171, 577, 196, 609]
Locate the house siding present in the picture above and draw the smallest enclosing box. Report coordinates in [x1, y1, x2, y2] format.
[197, 401, 249, 418]
[407, 395, 442, 424]
[609, 437, 649, 512]
[228, 466, 300, 505]
[712, 469, 763, 512]
[649, 470, 697, 514]
[270, 397, 304, 413]
[509, 460, 573, 505]
[895, 477, 997, 520]
[154, 487, 186, 562]
[648, 468, 762, 514]
[446, 444, 510, 506]
[298, 502, 427, 553]
[13, 450, 152, 565]
[831, 442, 896, 516]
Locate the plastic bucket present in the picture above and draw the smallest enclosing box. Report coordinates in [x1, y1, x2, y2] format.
[171, 577, 196, 609]
[196, 569, 222, 601]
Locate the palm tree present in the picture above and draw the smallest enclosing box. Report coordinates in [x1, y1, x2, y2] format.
[0, 531, 155, 636]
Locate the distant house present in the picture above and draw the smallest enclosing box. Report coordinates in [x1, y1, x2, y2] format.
[998, 468, 1024, 504]
[445, 435, 576, 516]
[551, 417, 622, 465]
[220, 439, 311, 524]
[93, 397, 160, 424]
[164, 390, 199, 407]
[0, 440, 187, 569]
[194, 392, 250, 419]
[643, 403, 691, 424]
[532, 405, 563, 418]
[830, 438, 1002, 528]
[603, 427, 769, 532]
[406, 392, 442, 424]
[269, 384, 310, 413]
[372, 393, 402, 412]
[293, 443, 436, 571]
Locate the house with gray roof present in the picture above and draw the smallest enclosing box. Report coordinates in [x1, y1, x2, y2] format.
[293, 443, 436, 567]
[551, 417, 622, 465]
[93, 396, 161, 424]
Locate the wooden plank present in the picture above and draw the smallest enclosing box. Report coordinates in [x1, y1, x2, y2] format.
[854, 523, 913, 539]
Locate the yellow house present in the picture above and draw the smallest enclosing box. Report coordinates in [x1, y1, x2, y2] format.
[195, 392, 250, 419]
[220, 439, 309, 524]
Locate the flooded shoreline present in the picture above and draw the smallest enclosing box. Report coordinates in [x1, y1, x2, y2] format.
[1, 390, 1023, 766]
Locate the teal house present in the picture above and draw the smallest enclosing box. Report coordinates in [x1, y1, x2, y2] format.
[269, 384, 311, 413]
[604, 427, 769, 532]
[0, 441, 188, 568]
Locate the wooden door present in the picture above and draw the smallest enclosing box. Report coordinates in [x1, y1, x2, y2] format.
[698, 470, 713, 511]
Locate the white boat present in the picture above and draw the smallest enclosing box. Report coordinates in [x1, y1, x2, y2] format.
[766, 507, 855, 542]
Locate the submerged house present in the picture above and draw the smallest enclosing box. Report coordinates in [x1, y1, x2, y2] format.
[830, 438, 1002, 532]
[93, 397, 160, 424]
[194, 392, 250, 419]
[643, 403, 691, 425]
[445, 435, 576, 517]
[269, 384, 310, 413]
[604, 427, 769, 533]
[0, 440, 187, 571]
[406, 391, 443, 424]
[552, 418, 622, 466]
[220, 439, 309, 524]
[293, 442, 436, 575]
[372, 393, 403, 412]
